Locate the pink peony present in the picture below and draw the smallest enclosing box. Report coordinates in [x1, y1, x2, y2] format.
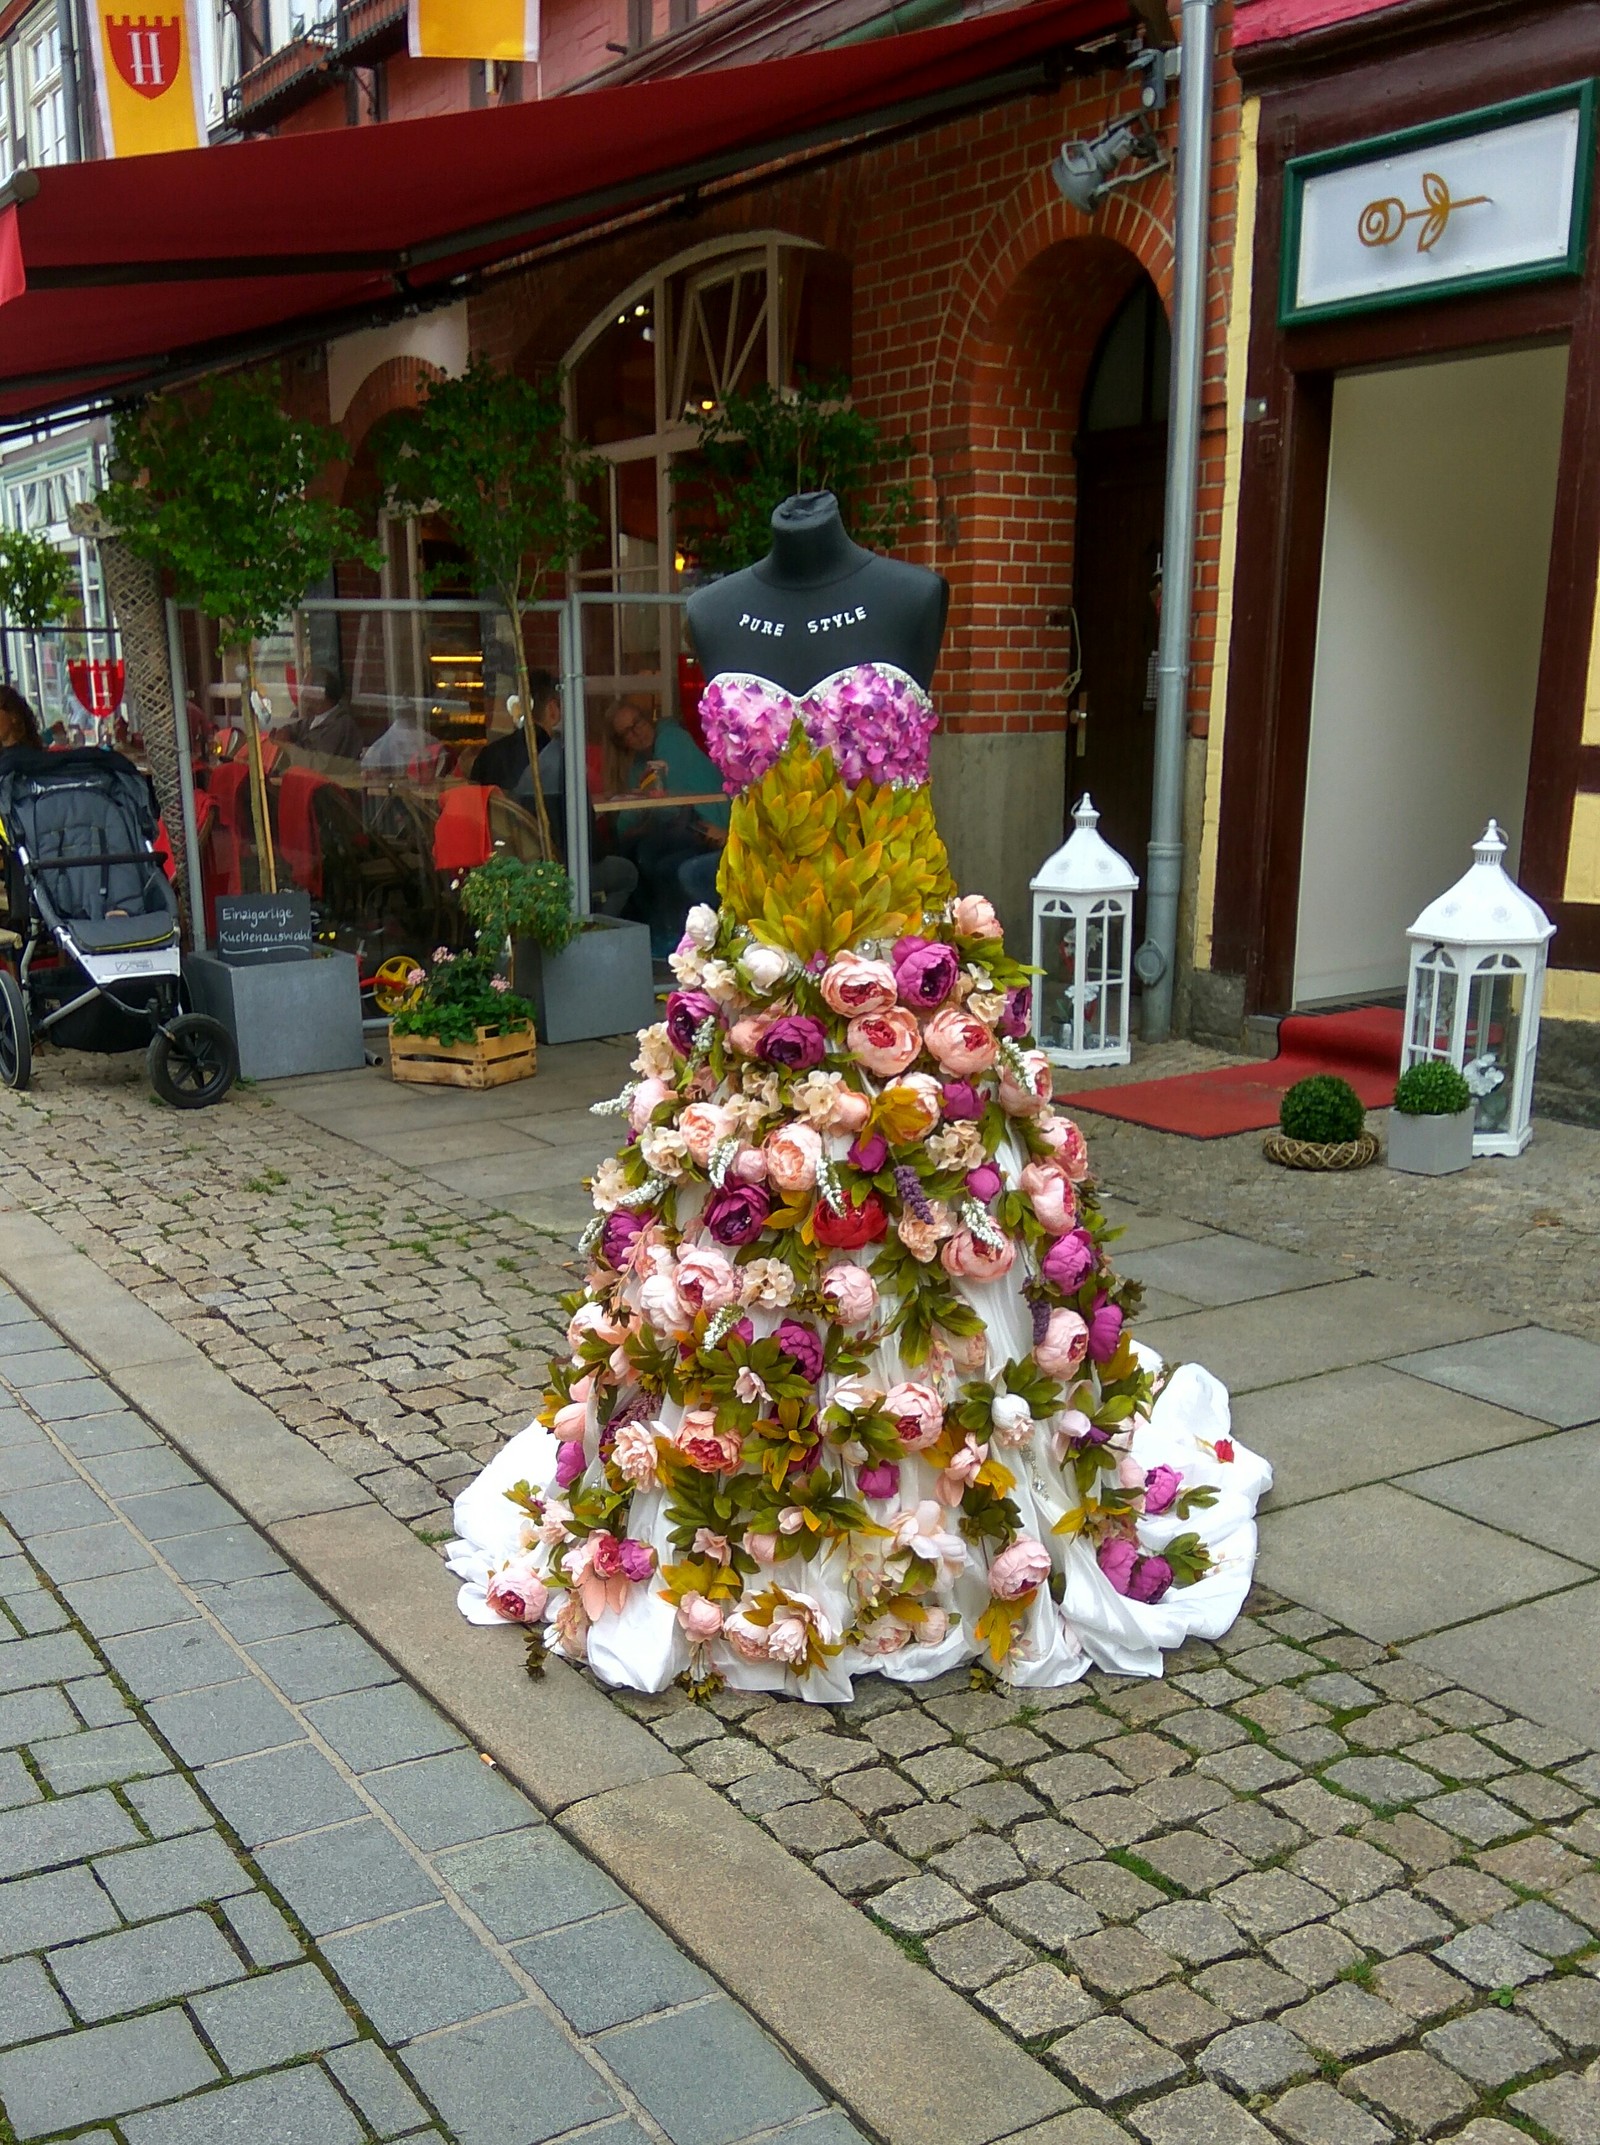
[628, 1076, 675, 1133]
[989, 1535, 1052, 1600]
[599, 1210, 646, 1270]
[758, 1016, 828, 1071]
[774, 1319, 826, 1384]
[847, 1009, 923, 1079]
[744, 1530, 779, 1566]
[731, 1146, 769, 1185]
[857, 1461, 901, 1500]
[965, 1162, 1002, 1203]
[724, 1611, 770, 1662]
[952, 893, 1004, 940]
[665, 990, 720, 1054]
[820, 1264, 878, 1326]
[830, 1088, 872, 1134]
[554, 1441, 586, 1489]
[820, 954, 897, 1017]
[611, 1418, 660, 1488]
[702, 1183, 773, 1246]
[1035, 1308, 1090, 1377]
[1020, 1159, 1077, 1234]
[1097, 1537, 1138, 1595]
[485, 1559, 548, 1624]
[999, 1048, 1053, 1114]
[1042, 1228, 1097, 1293]
[680, 1101, 731, 1168]
[940, 1229, 1016, 1282]
[883, 1380, 944, 1451]
[1142, 1465, 1182, 1516]
[894, 941, 960, 1011]
[618, 1537, 655, 1583]
[551, 1591, 590, 1659]
[728, 1013, 777, 1058]
[674, 1410, 742, 1474]
[551, 1399, 587, 1444]
[675, 1244, 739, 1315]
[677, 1591, 724, 1641]
[936, 1432, 987, 1505]
[940, 1079, 983, 1120]
[848, 1128, 889, 1174]
[923, 1007, 998, 1076]
[919, 1605, 950, 1646]
[882, 1073, 943, 1140]
[764, 1121, 824, 1193]
[1036, 1111, 1091, 1182]
[639, 1267, 688, 1333]
[1129, 1554, 1173, 1603]
[1086, 1296, 1124, 1363]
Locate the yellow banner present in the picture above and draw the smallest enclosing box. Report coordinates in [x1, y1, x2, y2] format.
[90, 7, 206, 157]
[408, 0, 540, 61]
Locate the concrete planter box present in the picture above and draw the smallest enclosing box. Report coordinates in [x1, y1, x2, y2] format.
[1387, 1104, 1476, 1177]
[184, 949, 365, 1082]
[513, 915, 655, 1045]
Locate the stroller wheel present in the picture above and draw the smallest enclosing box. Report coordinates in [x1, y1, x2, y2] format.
[148, 1015, 238, 1110]
[0, 971, 30, 1092]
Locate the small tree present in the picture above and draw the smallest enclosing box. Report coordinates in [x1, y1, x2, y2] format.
[99, 370, 372, 892]
[0, 528, 77, 635]
[380, 358, 598, 859]
[674, 375, 917, 576]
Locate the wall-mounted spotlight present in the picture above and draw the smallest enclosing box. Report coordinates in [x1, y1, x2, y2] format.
[1051, 114, 1166, 215]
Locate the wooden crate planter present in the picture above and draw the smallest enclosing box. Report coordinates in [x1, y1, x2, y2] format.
[388, 1021, 536, 1090]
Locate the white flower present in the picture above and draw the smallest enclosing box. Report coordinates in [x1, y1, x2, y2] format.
[888, 1500, 967, 1580]
[685, 903, 719, 950]
[1463, 1053, 1504, 1097]
[968, 989, 1005, 1023]
[638, 1125, 689, 1180]
[990, 1393, 1035, 1446]
[633, 1024, 676, 1079]
[927, 1121, 985, 1171]
[590, 1158, 631, 1213]
[740, 942, 792, 994]
[734, 1367, 771, 1407]
[698, 958, 739, 1000]
[791, 1069, 847, 1129]
[739, 1257, 795, 1308]
[668, 944, 705, 987]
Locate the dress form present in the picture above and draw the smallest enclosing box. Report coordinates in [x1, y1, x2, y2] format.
[686, 492, 949, 695]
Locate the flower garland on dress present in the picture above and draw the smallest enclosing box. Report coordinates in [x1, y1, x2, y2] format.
[482, 891, 1222, 1682]
[699, 664, 939, 796]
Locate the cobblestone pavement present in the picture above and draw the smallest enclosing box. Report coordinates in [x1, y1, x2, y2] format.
[0, 1053, 587, 1539]
[1062, 1046, 1600, 1348]
[618, 1606, 1600, 2145]
[0, 1285, 860, 2145]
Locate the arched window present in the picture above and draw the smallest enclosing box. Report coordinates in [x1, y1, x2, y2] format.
[1082, 277, 1170, 435]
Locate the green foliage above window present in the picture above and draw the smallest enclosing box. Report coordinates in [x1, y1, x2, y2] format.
[675, 376, 916, 576]
[0, 529, 76, 630]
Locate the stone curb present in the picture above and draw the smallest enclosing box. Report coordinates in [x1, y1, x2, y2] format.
[0, 1202, 1077, 2145]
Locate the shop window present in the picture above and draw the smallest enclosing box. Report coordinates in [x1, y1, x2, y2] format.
[0, 46, 14, 187]
[22, 7, 67, 167]
[1083, 279, 1170, 434]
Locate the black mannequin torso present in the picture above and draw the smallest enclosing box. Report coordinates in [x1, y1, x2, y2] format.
[686, 492, 949, 696]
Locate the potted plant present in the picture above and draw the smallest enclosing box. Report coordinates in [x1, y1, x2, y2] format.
[1387, 1059, 1475, 1175]
[388, 855, 552, 1087]
[1263, 1073, 1379, 1170]
[458, 850, 653, 1045]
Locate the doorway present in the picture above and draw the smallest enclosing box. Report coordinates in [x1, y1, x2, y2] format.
[1293, 343, 1567, 1005]
[1071, 278, 1169, 916]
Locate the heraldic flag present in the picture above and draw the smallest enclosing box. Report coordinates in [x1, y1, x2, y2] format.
[90, 7, 207, 156]
[408, 0, 540, 61]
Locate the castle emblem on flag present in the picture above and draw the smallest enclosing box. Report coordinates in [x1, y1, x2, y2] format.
[105, 14, 182, 98]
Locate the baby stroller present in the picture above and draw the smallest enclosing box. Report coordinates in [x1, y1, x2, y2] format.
[0, 747, 237, 1108]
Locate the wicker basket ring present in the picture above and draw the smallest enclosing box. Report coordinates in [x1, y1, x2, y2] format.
[1262, 1131, 1380, 1171]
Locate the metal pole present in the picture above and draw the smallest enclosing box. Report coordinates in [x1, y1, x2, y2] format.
[56, 0, 84, 162]
[1138, 0, 1216, 1041]
[165, 598, 208, 953]
[561, 593, 591, 918]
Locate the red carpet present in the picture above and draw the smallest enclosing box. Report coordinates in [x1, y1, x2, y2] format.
[1057, 1006, 1404, 1139]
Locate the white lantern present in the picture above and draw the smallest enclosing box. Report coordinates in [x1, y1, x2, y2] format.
[1402, 820, 1555, 1157]
[1031, 794, 1139, 1069]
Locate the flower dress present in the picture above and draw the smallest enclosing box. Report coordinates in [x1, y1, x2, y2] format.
[447, 664, 1271, 1699]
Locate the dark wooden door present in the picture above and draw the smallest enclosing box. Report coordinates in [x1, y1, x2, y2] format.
[1070, 424, 1167, 926]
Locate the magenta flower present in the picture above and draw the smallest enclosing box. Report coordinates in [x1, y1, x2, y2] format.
[665, 989, 719, 1054]
[1143, 1465, 1182, 1516]
[849, 1128, 889, 1175]
[554, 1440, 586, 1488]
[1129, 1554, 1173, 1603]
[618, 1537, 655, 1583]
[940, 1080, 983, 1121]
[802, 664, 938, 790]
[758, 1015, 827, 1071]
[699, 678, 800, 793]
[1000, 986, 1033, 1040]
[1097, 1537, 1138, 1595]
[1087, 1295, 1125, 1363]
[599, 1210, 645, 1270]
[1043, 1228, 1097, 1292]
[775, 1320, 826, 1384]
[894, 941, 959, 1011]
[702, 1184, 773, 1246]
[966, 1163, 1002, 1202]
[857, 1461, 900, 1500]
[892, 935, 929, 968]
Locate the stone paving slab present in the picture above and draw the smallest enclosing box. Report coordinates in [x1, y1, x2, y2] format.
[0, 1297, 865, 2145]
[1397, 1427, 1600, 1567]
[1389, 1329, 1600, 1429]
[1257, 1484, 1592, 1641]
[1408, 1581, 1600, 1749]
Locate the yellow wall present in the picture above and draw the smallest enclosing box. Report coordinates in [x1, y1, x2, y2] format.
[1193, 94, 1260, 972]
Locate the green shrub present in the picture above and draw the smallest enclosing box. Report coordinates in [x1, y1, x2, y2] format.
[1279, 1074, 1366, 1145]
[1393, 1059, 1472, 1117]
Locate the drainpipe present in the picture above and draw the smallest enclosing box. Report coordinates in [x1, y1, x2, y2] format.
[1137, 0, 1216, 1041]
[56, 0, 84, 162]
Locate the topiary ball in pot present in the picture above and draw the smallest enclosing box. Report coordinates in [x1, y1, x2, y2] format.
[1279, 1074, 1367, 1146]
[1393, 1060, 1472, 1117]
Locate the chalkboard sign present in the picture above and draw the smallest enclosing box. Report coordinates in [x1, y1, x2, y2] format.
[216, 892, 314, 965]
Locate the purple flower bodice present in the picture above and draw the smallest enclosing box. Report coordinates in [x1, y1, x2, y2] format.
[698, 662, 937, 796]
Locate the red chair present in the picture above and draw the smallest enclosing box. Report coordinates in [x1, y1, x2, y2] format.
[277, 767, 327, 897]
[202, 760, 249, 935]
[433, 783, 494, 873]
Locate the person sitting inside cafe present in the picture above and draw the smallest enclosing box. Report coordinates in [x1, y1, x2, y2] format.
[285, 666, 364, 766]
[606, 697, 727, 954]
[471, 672, 638, 918]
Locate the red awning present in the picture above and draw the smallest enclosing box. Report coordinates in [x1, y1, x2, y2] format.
[0, 0, 1129, 422]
